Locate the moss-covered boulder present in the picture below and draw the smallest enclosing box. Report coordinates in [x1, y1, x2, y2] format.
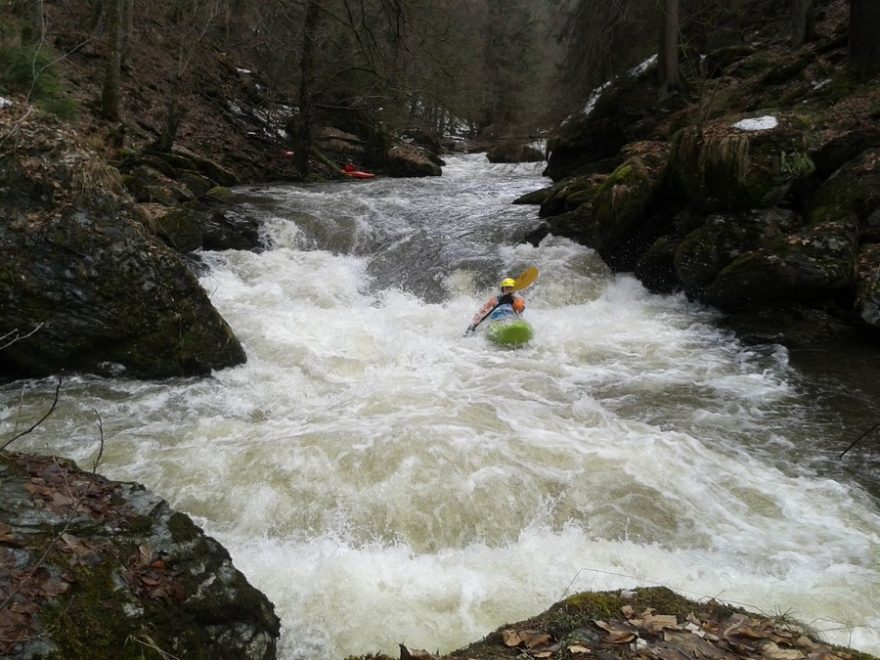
[0, 111, 246, 379]
[540, 141, 670, 270]
[538, 173, 608, 218]
[674, 208, 798, 298]
[669, 115, 816, 212]
[704, 218, 859, 309]
[365, 586, 873, 660]
[808, 147, 880, 227]
[0, 451, 279, 659]
[544, 62, 684, 182]
[855, 243, 880, 330]
[384, 144, 442, 177]
[486, 142, 544, 163]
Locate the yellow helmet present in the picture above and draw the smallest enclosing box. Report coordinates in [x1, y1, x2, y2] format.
[500, 278, 516, 289]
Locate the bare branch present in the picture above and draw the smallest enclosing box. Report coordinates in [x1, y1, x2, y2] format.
[91, 410, 105, 473]
[0, 323, 45, 351]
[0, 377, 62, 452]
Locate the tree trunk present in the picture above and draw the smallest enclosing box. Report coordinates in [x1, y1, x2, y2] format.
[294, 0, 321, 178]
[658, 0, 680, 98]
[155, 76, 184, 152]
[121, 0, 134, 66]
[791, 0, 815, 46]
[849, 0, 880, 78]
[100, 0, 123, 121]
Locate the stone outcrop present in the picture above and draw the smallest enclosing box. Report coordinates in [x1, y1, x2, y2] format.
[0, 112, 247, 379]
[350, 586, 871, 660]
[523, 20, 880, 345]
[0, 451, 280, 659]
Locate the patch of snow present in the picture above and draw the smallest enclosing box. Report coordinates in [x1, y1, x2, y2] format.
[583, 80, 611, 117]
[731, 115, 778, 132]
[227, 101, 243, 115]
[628, 54, 658, 77]
[236, 67, 251, 74]
[0, 97, 12, 109]
[578, 55, 657, 120]
[812, 78, 831, 90]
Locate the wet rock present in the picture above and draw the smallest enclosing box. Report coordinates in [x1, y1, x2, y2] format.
[668, 115, 816, 213]
[384, 143, 442, 177]
[0, 451, 280, 659]
[382, 587, 867, 660]
[704, 219, 859, 309]
[486, 142, 544, 163]
[0, 111, 246, 379]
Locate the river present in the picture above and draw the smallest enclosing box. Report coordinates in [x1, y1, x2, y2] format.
[2, 154, 879, 658]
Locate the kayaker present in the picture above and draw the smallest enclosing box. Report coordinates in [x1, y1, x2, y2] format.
[467, 277, 525, 333]
[343, 161, 356, 172]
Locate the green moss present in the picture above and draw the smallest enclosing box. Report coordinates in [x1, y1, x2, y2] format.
[168, 511, 200, 544]
[204, 186, 232, 202]
[41, 562, 141, 659]
[0, 44, 77, 118]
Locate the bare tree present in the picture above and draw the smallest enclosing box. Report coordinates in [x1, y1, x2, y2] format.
[791, 0, 815, 46]
[294, 0, 321, 177]
[100, 0, 124, 121]
[849, 0, 880, 78]
[658, 0, 680, 97]
[153, 0, 227, 152]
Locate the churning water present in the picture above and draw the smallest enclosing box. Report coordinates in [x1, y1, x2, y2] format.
[3, 155, 879, 658]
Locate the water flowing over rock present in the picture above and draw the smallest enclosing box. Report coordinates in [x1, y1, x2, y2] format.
[0, 113, 247, 379]
[0, 451, 279, 659]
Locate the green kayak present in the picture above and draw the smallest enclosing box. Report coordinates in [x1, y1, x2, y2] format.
[485, 318, 533, 346]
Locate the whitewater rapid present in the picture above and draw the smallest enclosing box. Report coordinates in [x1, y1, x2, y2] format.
[2, 155, 878, 658]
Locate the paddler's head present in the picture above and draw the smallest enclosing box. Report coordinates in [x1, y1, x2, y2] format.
[500, 277, 516, 293]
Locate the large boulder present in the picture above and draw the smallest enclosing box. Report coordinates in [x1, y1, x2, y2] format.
[0, 112, 247, 379]
[854, 243, 880, 331]
[704, 218, 859, 309]
[0, 451, 279, 659]
[668, 115, 816, 213]
[486, 142, 544, 163]
[384, 143, 442, 177]
[535, 141, 670, 270]
[673, 208, 798, 298]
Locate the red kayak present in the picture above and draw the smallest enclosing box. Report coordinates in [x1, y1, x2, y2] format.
[341, 169, 376, 179]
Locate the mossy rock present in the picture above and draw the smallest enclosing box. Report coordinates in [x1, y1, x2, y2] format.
[204, 185, 233, 202]
[705, 218, 859, 309]
[544, 141, 670, 270]
[635, 234, 679, 293]
[674, 208, 797, 297]
[808, 146, 880, 226]
[854, 243, 880, 330]
[538, 174, 605, 217]
[669, 117, 816, 212]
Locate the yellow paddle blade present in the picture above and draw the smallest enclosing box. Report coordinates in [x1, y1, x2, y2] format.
[513, 266, 539, 291]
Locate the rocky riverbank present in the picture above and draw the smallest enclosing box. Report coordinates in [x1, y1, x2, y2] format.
[0, 451, 279, 658]
[518, 4, 880, 348]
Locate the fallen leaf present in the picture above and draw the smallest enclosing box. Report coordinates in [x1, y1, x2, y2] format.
[60, 533, 92, 557]
[568, 644, 590, 655]
[501, 629, 522, 647]
[522, 632, 552, 649]
[644, 614, 679, 633]
[762, 641, 805, 660]
[594, 620, 637, 644]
